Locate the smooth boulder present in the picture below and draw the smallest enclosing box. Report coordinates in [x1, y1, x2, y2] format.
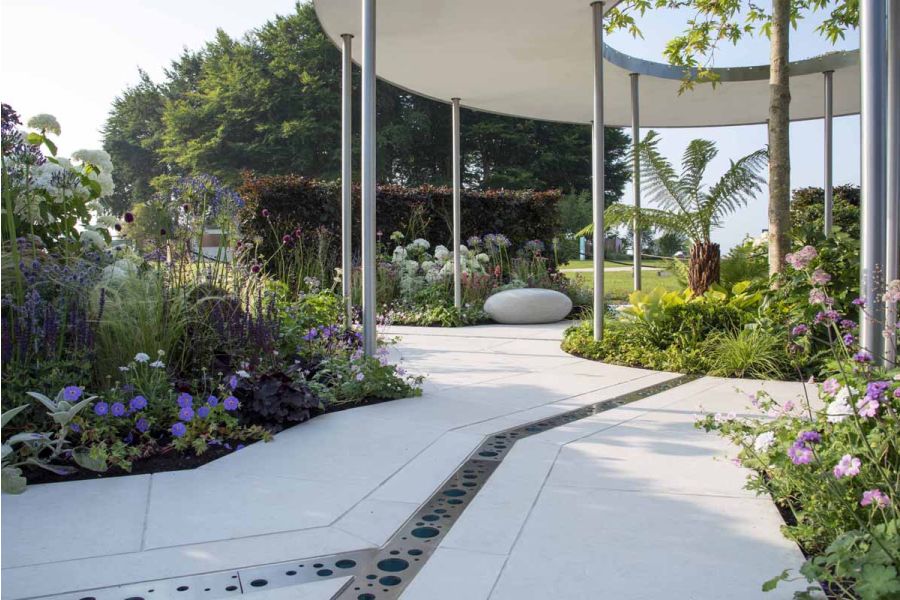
[484, 288, 573, 324]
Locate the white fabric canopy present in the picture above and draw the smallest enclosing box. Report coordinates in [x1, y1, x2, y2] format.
[314, 0, 859, 127]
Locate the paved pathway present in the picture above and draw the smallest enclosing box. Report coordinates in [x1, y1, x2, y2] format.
[2, 323, 812, 599]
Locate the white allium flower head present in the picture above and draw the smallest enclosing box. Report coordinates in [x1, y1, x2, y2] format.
[412, 238, 430, 250]
[434, 245, 449, 261]
[27, 114, 61, 135]
[476, 253, 489, 264]
[79, 229, 106, 249]
[392, 246, 408, 263]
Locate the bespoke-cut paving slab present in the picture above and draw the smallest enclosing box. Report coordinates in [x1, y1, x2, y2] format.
[245, 576, 352, 599]
[1, 475, 150, 568]
[488, 486, 808, 600]
[398, 548, 507, 600]
[144, 470, 362, 549]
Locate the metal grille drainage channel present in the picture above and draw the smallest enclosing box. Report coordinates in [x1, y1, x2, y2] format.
[38, 374, 696, 600]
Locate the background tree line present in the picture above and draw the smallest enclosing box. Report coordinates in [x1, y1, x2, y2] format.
[102, 1, 631, 220]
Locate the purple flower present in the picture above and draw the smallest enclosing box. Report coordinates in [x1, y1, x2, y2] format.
[842, 333, 855, 346]
[822, 378, 841, 395]
[839, 319, 857, 330]
[228, 376, 238, 390]
[250, 264, 261, 274]
[894, 388, 900, 399]
[236, 444, 245, 451]
[135, 418, 149, 433]
[797, 431, 821, 444]
[111, 402, 126, 417]
[63, 386, 82, 401]
[261, 208, 270, 218]
[171, 422, 187, 438]
[866, 381, 890, 400]
[124, 212, 135, 223]
[853, 350, 873, 363]
[282, 234, 293, 245]
[94, 401, 109, 416]
[788, 442, 814, 465]
[355, 372, 365, 382]
[791, 324, 808, 337]
[856, 396, 880, 418]
[197, 406, 210, 419]
[130, 395, 148, 411]
[303, 328, 317, 341]
[852, 297, 867, 307]
[811, 268, 831, 285]
[833, 454, 861, 478]
[177, 392, 193, 408]
[861, 488, 891, 508]
[223, 396, 239, 411]
[70, 423, 81, 433]
[178, 406, 195, 422]
[207, 395, 219, 407]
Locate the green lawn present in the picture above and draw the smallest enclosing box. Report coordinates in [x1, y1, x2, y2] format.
[562, 257, 672, 270]
[566, 268, 683, 302]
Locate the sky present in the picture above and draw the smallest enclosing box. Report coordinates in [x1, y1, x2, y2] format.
[1, 0, 860, 251]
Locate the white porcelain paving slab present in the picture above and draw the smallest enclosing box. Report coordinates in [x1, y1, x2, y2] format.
[333, 499, 421, 546]
[247, 577, 352, 599]
[1, 475, 151, 567]
[487, 486, 808, 599]
[399, 548, 508, 600]
[144, 470, 363, 549]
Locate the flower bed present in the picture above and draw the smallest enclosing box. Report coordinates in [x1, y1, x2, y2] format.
[1, 106, 422, 494]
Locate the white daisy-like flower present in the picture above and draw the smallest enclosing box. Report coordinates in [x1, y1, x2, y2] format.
[118, 366, 131, 372]
[134, 352, 150, 363]
[753, 431, 776, 453]
[27, 114, 61, 135]
[826, 387, 854, 423]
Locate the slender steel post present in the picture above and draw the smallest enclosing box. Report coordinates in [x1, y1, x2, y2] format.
[886, 0, 900, 366]
[361, 0, 377, 356]
[630, 72, 641, 290]
[452, 98, 462, 309]
[823, 70, 834, 237]
[859, 0, 887, 361]
[591, 0, 605, 341]
[341, 34, 353, 322]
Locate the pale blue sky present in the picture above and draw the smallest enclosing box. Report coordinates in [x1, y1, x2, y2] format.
[1, 0, 860, 250]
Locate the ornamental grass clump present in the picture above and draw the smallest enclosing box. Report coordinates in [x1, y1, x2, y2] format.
[697, 248, 900, 598]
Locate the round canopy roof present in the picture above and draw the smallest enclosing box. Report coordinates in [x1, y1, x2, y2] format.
[314, 0, 860, 127]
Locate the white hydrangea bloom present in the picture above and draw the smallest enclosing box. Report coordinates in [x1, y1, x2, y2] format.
[79, 229, 106, 249]
[27, 114, 61, 135]
[476, 253, 489, 264]
[392, 246, 408, 263]
[434, 245, 450, 261]
[412, 238, 430, 250]
[72, 149, 115, 198]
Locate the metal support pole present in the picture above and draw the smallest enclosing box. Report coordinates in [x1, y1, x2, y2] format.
[887, 0, 900, 366]
[859, 0, 887, 361]
[341, 34, 353, 322]
[361, 0, 377, 356]
[823, 70, 834, 237]
[452, 98, 462, 309]
[591, 0, 605, 341]
[630, 72, 641, 290]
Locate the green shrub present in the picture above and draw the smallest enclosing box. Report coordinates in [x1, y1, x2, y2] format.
[704, 328, 789, 379]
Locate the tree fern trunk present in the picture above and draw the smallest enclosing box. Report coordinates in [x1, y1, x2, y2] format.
[688, 241, 720, 295]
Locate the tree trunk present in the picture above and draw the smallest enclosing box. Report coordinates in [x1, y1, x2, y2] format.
[768, 0, 792, 277]
[688, 241, 720, 295]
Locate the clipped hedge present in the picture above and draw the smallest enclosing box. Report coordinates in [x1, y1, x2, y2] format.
[237, 173, 562, 258]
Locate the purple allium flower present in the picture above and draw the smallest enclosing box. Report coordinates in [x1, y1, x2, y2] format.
[811, 268, 831, 285]
[791, 324, 808, 337]
[228, 375, 238, 390]
[860, 488, 892, 508]
[160, 228, 167, 236]
[809, 289, 830, 306]
[833, 454, 861, 478]
[853, 350, 873, 363]
[197, 406, 210, 419]
[130, 395, 148, 411]
[94, 401, 109, 416]
[261, 208, 270, 218]
[852, 297, 867, 307]
[788, 442, 814, 465]
[250, 264, 261, 274]
[282, 234, 293, 245]
[114, 223, 122, 232]
[223, 396, 239, 411]
[111, 402, 126, 417]
[207, 395, 219, 407]
[178, 406, 194, 422]
[124, 212, 134, 223]
[135, 418, 149, 433]
[171, 422, 187, 438]
[63, 386, 82, 401]
[177, 392, 193, 408]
